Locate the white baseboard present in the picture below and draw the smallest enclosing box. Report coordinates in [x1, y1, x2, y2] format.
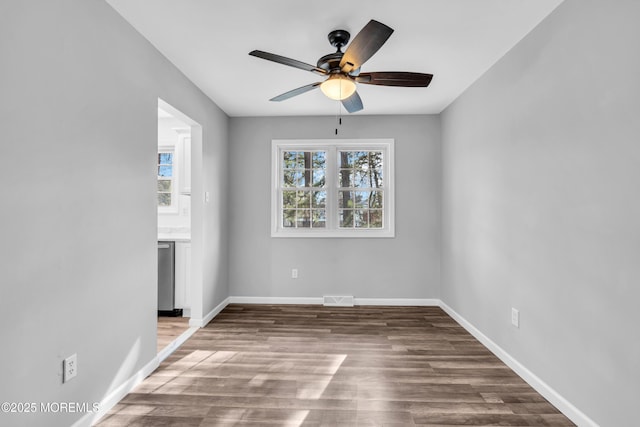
[189, 297, 230, 327]
[229, 296, 438, 306]
[230, 296, 323, 305]
[157, 326, 199, 363]
[72, 356, 159, 427]
[356, 298, 439, 306]
[439, 302, 598, 427]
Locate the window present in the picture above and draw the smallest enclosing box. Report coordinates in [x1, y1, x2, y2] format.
[272, 139, 394, 238]
[157, 149, 176, 210]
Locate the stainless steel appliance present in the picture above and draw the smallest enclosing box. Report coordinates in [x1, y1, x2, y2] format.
[157, 241, 182, 316]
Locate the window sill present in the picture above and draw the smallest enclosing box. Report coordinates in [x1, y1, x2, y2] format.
[271, 228, 395, 238]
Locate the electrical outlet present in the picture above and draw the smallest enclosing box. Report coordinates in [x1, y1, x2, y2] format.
[511, 308, 520, 328]
[63, 353, 77, 383]
[291, 268, 298, 279]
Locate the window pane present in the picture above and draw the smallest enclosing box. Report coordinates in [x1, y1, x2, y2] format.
[339, 151, 368, 168]
[296, 210, 311, 228]
[370, 151, 383, 168]
[301, 152, 312, 169]
[338, 169, 353, 187]
[354, 191, 370, 208]
[312, 210, 326, 228]
[338, 191, 353, 208]
[293, 152, 302, 168]
[283, 209, 296, 227]
[296, 191, 310, 208]
[158, 193, 171, 206]
[283, 170, 294, 187]
[312, 191, 326, 208]
[312, 169, 325, 187]
[300, 169, 311, 187]
[369, 210, 383, 228]
[282, 151, 326, 188]
[354, 209, 368, 228]
[158, 165, 172, 177]
[338, 150, 384, 189]
[313, 151, 326, 168]
[339, 209, 353, 228]
[158, 180, 172, 191]
[348, 191, 383, 208]
[284, 151, 310, 169]
[158, 153, 173, 164]
[282, 191, 296, 208]
[339, 151, 353, 168]
[283, 170, 303, 187]
[354, 169, 371, 188]
[374, 167, 384, 187]
[371, 169, 383, 187]
[283, 151, 298, 169]
[370, 191, 383, 208]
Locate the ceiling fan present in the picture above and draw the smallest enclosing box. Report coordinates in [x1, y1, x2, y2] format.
[249, 19, 433, 113]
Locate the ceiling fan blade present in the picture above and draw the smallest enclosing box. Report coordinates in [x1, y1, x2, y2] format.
[270, 82, 322, 102]
[340, 20, 393, 74]
[341, 91, 363, 113]
[356, 72, 433, 87]
[249, 50, 327, 76]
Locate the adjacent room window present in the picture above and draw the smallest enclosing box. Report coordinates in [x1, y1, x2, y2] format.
[157, 150, 175, 209]
[272, 139, 394, 238]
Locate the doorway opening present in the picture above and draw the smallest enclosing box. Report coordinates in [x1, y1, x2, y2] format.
[156, 99, 202, 358]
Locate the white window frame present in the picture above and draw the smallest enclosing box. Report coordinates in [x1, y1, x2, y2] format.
[271, 139, 395, 238]
[158, 146, 179, 214]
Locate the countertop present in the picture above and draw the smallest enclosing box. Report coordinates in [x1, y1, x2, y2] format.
[158, 233, 190, 242]
[158, 227, 191, 242]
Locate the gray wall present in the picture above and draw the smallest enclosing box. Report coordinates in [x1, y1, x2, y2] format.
[229, 115, 440, 300]
[0, 1, 228, 426]
[441, 1, 640, 425]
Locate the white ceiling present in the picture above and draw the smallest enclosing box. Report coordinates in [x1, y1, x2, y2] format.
[106, 0, 563, 117]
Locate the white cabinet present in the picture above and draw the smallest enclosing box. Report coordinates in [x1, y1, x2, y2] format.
[174, 241, 192, 313]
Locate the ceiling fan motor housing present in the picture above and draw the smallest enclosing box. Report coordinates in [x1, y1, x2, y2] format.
[317, 52, 343, 72]
[318, 29, 351, 73]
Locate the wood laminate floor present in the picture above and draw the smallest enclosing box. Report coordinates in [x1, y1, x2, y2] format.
[157, 316, 191, 353]
[98, 305, 575, 426]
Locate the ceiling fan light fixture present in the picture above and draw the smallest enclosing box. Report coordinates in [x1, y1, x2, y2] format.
[320, 74, 356, 101]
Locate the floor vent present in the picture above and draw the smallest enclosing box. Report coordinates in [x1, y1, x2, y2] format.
[323, 295, 354, 307]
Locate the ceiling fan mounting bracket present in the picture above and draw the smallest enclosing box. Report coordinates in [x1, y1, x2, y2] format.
[327, 29, 350, 51]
